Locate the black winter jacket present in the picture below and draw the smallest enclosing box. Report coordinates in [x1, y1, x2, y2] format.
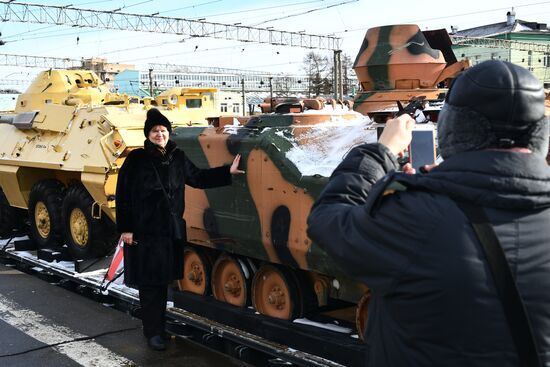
[116, 139, 231, 286]
[307, 143, 550, 367]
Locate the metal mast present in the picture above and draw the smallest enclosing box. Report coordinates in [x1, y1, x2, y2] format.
[0, 1, 344, 97]
[0, 1, 341, 50]
[0, 53, 82, 68]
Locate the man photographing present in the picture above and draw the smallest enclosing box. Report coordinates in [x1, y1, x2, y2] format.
[307, 60, 550, 366]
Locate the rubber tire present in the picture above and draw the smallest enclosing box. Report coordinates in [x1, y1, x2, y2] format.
[0, 188, 25, 237]
[28, 180, 65, 248]
[62, 185, 116, 259]
[251, 264, 303, 320]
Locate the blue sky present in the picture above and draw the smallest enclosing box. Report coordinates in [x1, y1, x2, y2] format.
[0, 0, 549, 83]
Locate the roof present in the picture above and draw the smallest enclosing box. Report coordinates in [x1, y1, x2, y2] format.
[454, 20, 548, 38]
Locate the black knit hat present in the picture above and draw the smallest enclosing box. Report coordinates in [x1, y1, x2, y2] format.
[144, 108, 172, 137]
[437, 60, 548, 158]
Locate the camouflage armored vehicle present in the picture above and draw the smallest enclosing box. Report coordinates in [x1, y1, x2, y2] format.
[170, 24, 471, 336]
[0, 69, 225, 259]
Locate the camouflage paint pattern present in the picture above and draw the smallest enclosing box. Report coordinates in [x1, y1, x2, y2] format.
[353, 24, 470, 118]
[174, 25, 475, 305]
[173, 111, 372, 303]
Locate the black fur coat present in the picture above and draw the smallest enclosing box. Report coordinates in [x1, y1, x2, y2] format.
[116, 139, 231, 286]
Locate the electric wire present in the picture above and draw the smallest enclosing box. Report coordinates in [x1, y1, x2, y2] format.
[250, 0, 358, 27]
[322, 1, 550, 36]
[408, 1, 550, 24]
[115, 0, 153, 11]
[0, 1, 549, 77]
[185, 0, 320, 19]
[157, 0, 223, 15]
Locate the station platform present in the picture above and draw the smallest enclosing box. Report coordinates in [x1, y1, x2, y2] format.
[0, 262, 249, 367]
[0, 236, 358, 367]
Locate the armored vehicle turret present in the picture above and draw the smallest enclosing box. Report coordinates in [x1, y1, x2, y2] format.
[353, 24, 470, 122]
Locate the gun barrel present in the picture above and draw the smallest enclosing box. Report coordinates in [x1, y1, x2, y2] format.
[0, 115, 14, 124]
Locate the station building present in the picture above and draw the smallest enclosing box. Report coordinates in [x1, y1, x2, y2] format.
[114, 64, 311, 98]
[451, 9, 550, 87]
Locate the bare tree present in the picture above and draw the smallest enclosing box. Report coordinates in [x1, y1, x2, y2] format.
[273, 75, 292, 96]
[341, 53, 356, 96]
[302, 51, 329, 97]
[304, 51, 356, 97]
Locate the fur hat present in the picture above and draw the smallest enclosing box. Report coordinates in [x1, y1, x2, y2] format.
[437, 60, 548, 158]
[144, 108, 172, 137]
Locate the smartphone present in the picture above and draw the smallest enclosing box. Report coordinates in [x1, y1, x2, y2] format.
[409, 125, 436, 170]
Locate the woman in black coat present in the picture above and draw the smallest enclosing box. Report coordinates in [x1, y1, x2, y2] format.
[115, 108, 244, 351]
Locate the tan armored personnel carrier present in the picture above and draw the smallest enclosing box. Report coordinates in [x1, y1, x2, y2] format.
[0, 69, 224, 259]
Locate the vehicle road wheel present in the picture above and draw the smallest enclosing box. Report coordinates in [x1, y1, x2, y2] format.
[355, 290, 371, 340]
[0, 188, 26, 237]
[62, 185, 116, 259]
[28, 180, 65, 248]
[211, 255, 253, 307]
[177, 247, 211, 295]
[252, 264, 302, 320]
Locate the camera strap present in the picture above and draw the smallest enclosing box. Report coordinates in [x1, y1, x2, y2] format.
[150, 162, 172, 208]
[454, 200, 540, 367]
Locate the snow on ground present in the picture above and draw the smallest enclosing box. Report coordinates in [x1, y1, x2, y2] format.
[0, 236, 136, 298]
[1, 237, 358, 337]
[293, 318, 353, 334]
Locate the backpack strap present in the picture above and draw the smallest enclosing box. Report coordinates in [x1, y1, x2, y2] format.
[365, 172, 409, 216]
[454, 200, 541, 367]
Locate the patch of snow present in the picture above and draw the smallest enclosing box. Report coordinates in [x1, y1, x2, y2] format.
[237, 258, 250, 279]
[283, 116, 377, 177]
[223, 125, 240, 135]
[72, 268, 108, 278]
[293, 318, 352, 334]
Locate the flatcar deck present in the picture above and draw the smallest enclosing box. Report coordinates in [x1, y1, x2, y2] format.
[0, 237, 366, 367]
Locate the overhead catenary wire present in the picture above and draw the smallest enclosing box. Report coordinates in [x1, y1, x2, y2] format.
[157, 0, 224, 15]
[0, 2, 341, 50]
[1, 0, 549, 85]
[184, 0, 321, 19]
[407, 0, 550, 24]
[320, 1, 550, 36]
[250, 0, 359, 27]
[3, 1, 343, 46]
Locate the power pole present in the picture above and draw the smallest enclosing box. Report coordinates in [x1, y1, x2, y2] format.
[148, 68, 153, 97]
[333, 50, 343, 101]
[269, 77, 273, 112]
[241, 78, 245, 117]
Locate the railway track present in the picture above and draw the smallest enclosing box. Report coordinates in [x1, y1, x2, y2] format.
[0, 236, 365, 367]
